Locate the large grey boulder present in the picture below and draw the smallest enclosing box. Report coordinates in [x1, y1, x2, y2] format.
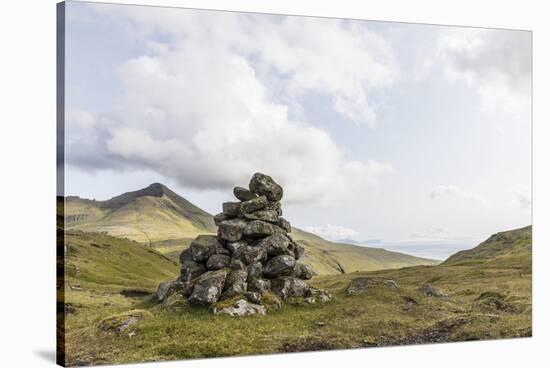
[229, 257, 246, 270]
[155, 280, 188, 302]
[161, 292, 189, 312]
[232, 245, 267, 265]
[233, 186, 257, 201]
[188, 269, 229, 305]
[222, 202, 241, 217]
[239, 196, 268, 214]
[180, 259, 207, 282]
[290, 241, 305, 260]
[218, 218, 248, 242]
[244, 291, 262, 304]
[271, 276, 310, 299]
[206, 254, 231, 270]
[221, 269, 248, 299]
[243, 220, 275, 238]
[265, 201, 282, 216]
[278, 217, 292, 233]
[257, 233, 293, 257]
[249, 172, 283, 201]
[293, 263, 314, 280]
[190, 235, 223, 262]
[246, 262, 263, 281]
[263, 255, 296, 278]
[213, 299, 266, 317]
[247, 278, 271, 294]
[179, 248, 193, 265]
[226, 240, 247, 254]
[213, 213, 229, 226]
[244, 209, 279, 223]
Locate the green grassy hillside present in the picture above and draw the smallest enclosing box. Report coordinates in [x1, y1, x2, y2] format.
[63, 183, 216, 244]
[63, 231, 179, 292]
[442, 225, 532, 267]
[64, 184, 438, 275]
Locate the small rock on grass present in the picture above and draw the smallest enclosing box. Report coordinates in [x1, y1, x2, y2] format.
[213, 299, 267, 316]
[98, 310, 153, 335]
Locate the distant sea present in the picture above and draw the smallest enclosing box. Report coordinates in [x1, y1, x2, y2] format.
[379, 242, 476, 261]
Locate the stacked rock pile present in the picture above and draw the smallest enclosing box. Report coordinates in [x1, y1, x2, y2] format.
[156, 173, 330, 313]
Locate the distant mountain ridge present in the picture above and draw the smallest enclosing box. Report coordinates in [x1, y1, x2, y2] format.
[63, 183, 216, 243]
[63, 183, 438, 275]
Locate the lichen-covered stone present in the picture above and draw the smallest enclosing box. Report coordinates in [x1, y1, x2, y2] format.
[222, 202, 241, 217]
[248, 278, 271, 294]
[213, 299, 266, 316]
[244, 209, 279, 223]
[233, 186, 257, 201]
[179, 247, 193, 265]
[257, 233, 293, 257]
[265, 201, 282, 216]
[304, 288, 332, 304]
[229, 258, 246, 270]
[188, 269, 229, 305]
[190, 235, 223, 262]
[221, 269, 248, 300]
[218, 218, 248, 242]
[226, 240, 247, 254]
[155, 280, 187, 302]
[271, 276, 309, 299]
[244, 291, 262, 304]
[239, 196, 269, 215]
[293, 263, 314, 280]
[179, 260, 206, 282]
[243, 220, 275, 238]
[290, 241, 305, 260]
[206, 254, 231, 270]
[347, 277, 399, 295]
[246, 262, 263, 281]
[264, 255, 296, 278]
[278, 217, 292, 233]
[249, 172, 283, 201]
[213, 213, 229, 226]
[232, 245, 267, 265]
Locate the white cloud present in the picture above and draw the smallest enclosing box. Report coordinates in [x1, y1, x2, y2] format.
[508, 184, 531, 209]
[305, 224, 359, 241]
[66, 5, 397, 205]
[89, 5, 398, 127]
[431, 28, 531, 121]
[430, 185, 486, 205]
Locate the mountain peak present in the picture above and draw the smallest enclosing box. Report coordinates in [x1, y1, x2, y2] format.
[144, 182, 167, 197]
[102, 182, 170, 209]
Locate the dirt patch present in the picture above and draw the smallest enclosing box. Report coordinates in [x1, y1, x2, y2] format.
[279, 336, 342, 352]
[120, 289, 153, 298]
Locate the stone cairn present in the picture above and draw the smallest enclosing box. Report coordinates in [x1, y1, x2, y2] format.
[156, 173, 330, 315]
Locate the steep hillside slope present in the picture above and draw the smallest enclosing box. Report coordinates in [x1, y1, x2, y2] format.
[63, 231, 179, 292]
[442, 225, 532, 267]
[64, 183, 216, 243]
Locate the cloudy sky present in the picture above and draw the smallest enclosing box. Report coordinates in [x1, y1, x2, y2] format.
[62, 2, 531, 254]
